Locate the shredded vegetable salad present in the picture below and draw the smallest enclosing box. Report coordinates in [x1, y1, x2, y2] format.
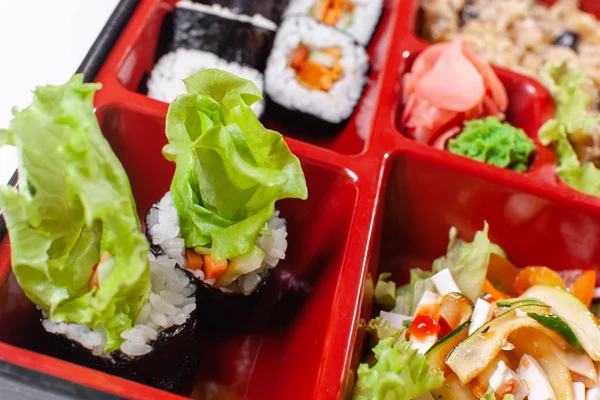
[355, 224, 600, 400]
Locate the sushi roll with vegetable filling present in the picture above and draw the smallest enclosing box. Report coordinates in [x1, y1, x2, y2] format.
[146, 69, 308, 330]
[0, 76, 200, 392]
[284, 0, 383, 45]
[265, 16, 369, 133]
[148, 1, 276, 117]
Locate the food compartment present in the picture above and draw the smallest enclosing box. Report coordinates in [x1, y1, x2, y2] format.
[347, 150, 600, 393]
[394, 43, 557, 178]
[102, 0, 401, 155]
[0, 102, 365, 400]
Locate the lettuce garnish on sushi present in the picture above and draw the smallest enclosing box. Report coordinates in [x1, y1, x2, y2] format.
[0, 75, 150, 352]
[150, 69, 307, 295]
[539, 61, 600, 196]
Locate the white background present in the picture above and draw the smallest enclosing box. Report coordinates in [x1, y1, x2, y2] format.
[0, 0, 120, 185]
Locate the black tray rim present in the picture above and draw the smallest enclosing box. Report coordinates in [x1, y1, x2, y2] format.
[0, 0, 140, 398]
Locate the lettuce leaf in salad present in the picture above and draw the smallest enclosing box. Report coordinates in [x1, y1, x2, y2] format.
[374, 273, 397, 311]
[538, 62, 600, 196]
[448, 117, 536, 172]
[164, 69, 307, 282]
[374, 224, 494, 314]
[353, 338, 444, 400]
[0, 75, 151, 352]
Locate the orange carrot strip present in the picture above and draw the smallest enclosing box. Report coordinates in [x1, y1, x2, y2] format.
[186, 248, 204, 271]
[487, 253, 519, 296]
[570, 270, 596, 307]
[513, 266, 565, 295]
[202, 254, 228, 280]
[482, 278, 509, 301]
[323, 8, 341, 25]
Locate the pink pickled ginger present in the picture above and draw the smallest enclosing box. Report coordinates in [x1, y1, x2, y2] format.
[402, 38, 508, 145]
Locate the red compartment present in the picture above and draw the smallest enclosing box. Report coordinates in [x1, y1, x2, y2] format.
[0, 103, 375, 400]
[2, 0, 600, 398]
[347, 149, 600, 391]
[95, 0, 403, 156]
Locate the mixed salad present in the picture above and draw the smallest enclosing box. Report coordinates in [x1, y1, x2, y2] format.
[354, 224, 600, 399]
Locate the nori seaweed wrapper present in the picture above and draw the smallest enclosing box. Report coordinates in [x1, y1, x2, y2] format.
[193, 269, 274, 333]
[190, 0, 290, 23]
[171, 4, 276, 71]
[42, 269, 201, 394]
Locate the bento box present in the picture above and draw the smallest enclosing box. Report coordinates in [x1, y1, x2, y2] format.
[1, 0, 600, 399]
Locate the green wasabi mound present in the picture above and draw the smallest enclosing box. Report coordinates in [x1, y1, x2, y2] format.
[448, 117, 536, 172]
[538, 61, 600, 197]
[0, 75, 151, 352]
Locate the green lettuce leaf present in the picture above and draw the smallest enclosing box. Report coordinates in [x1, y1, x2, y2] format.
[448, 117, 536, 172]
[538, 62, 600, 196]
[0, 75, 151, 352]
[164, 69, 307, 282]
[432, 223, 492, 302]
[353, 338, 444, 400]
[393, 224, 493, 315]
[374, 273, 397, 311]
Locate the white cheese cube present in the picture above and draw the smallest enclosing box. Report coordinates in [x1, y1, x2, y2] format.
[469, 299, 494, 335]
[518, 354, 556, 400]
[573, 382, 585, 400]
[410, 334, 438, 354]
[414, 291, 442, 317]
[431, 269, 461, 296]
[593, 287, 600, 300]
[489, 360, 529, 400]
[379, 311, 411, 330]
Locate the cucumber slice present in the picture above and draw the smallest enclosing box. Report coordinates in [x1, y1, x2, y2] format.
[439, 292, 473, 331]
[446, 305, 568, 384]
[425, 321, 470, 371]
[496, 299, 546, 308]
[527, 312, 584, 353]
[524, 284, 600, 361]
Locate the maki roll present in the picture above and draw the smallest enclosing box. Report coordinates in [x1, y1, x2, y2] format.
[265, 16, 369, 133]
[0, 76, 199, 392]
[146, 69, 308, 330]
[190, 0, 291, 24]
[284, 0, 383, 46]
[148, 1, 276, 117]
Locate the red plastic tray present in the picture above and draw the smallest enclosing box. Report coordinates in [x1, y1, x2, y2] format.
[1, 0, 600, 399]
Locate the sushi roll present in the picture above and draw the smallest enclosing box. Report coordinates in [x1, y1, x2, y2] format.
[146, 69, 308, 331]
[265, 16, 369, 133]
[284, 0, 383, 46]
[189, 0, 291, 24]
[0, 76, 199, 392]
[147, 1, 277, 116]
[148, 48, 266, 116]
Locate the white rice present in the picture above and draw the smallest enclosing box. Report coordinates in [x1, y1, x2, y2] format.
[176, 1, 277, 31]
[283, 0, 383, 45]
[147, 48, 266, 117]
[42, 253, 197, 358]
[147, 191, 288, 296]
[265, 16, 369, 124]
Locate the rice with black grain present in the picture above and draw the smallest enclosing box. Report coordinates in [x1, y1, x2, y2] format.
[420, 0, 600, 101]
